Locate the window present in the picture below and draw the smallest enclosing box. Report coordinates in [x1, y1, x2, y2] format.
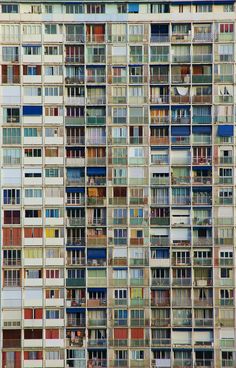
[24, 87, 41, 96]
[45, 168, 60, 178]
[196, 5, 212, 12]
[2, 47, 18, 62]
[3, 108, 20, 123]
[45, 209, 60, 218]
[65, 4, 84, 13]
[24, 128, 41, 137]
[131, 351, 144, 360]
[26, 269, 42, 279]
[46, 269, 61, 279]
[117, 4, 127, 13]
[23, 25, 41, 35]
[3, 250, 21, 266]
[45, 106, 63, 117]
[23, 46, 41, 55]
[3, 189, 20, 205]
[3, 148, 21, 165]
[45, 5, 53, 13]
[220, 23, 234, 33]
[45, 87, 62, 96]
[87, 4, 105, 13]
[25, 189, 42, 198]
[45, 24, 57, 34]
[3, 128, 21, 145]
[46, 310, 60, 319]
[24, 148, 42, 158]
[151, 3, 169, 13]
[224, 4, 234, 12]
[24, 248, 43, 259]
[114, 289, 127, 299]
[30, 5, 42, 14]
[45, 66, 62, 76]
[2, 4, 18, 13]
[25, 210, 41, 218]
[221, 268, 231, 278]
[45, 45, 62, 55]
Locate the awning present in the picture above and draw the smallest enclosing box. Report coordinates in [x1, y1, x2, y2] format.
[192, 187, 212, 192]
[128, 3, 139, 12]
[23, 106, 42, 116]
[192, 126, 211, 134]
[66, 308, 85, 313]
[171, 127, 190, 136]
[217, 125, 234, 137]
[66, 187, 85, 193]
[87, 249, 106, 259]
[192, 166, 211, 171]
[22, 44, 41, 47]
[66, 247, 85, 251]
[88, 288, 106, 292]
[87, 167, 106, 175]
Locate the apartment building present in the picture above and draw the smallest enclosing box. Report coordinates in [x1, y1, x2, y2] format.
[1, 0, 236, 367]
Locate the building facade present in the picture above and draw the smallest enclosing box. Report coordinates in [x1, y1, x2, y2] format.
[1, 0, 236, 367]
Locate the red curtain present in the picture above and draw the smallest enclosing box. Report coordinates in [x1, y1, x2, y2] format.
[131, 328, 144, 339]
[114, 328, 128, 339]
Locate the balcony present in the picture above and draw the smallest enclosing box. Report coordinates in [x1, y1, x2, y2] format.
[151, 34, 169, 42]
[195, 318, 213, 327]
[172, 298, 192, 307]
[150, 95, 169, 104]
[171, 74, 190, 84]
[67, 218, 85, 227]
[151, 298, 170, 307]
[65, 34, 84, 43]
[172, 55, 191, 63]
[192, 74, 212, 83]
[192, 115, 212, 124]
[3, 339, 21, 348]
[193, 258, 212, 266]
[87, 235, 107, 247]
[172, 196, 191, 205]
[193, 238, 212, 246]
[87, 277, 106, 287]
[192, 54, 212, 63]
[66, 278, 85, 287]
[150, 218, 170, 226]
[193, 32, 213, 42]
[173, 318, 192, 326]
[86, 34, 105, 43]
[150, 75, 169, 84]
[67, 317, 86, 328]
[215, 96, 233, 104]
[152, 338, 171, 346]
[172, 176, 191, 185]
[65, 117, 85, 126]
[87, 177, 106, 186]
[87, 298, 107, 307]
[192, 95, 212, 104]
[173, 359, 192, 368]
[88, 339, 107, 347]
[86, 116, 106, 125]
[150, 54, 169, 63]
[150, 237, 169, 247]
[87, 217, 106, 226]
[216, 33, 234, 42]
[171, 136, 190, 145]
[192, 195, 212, 205]
[172, 278, 192, 287]
[152, 278, 170, 287]
[151, 318, 171, 327]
